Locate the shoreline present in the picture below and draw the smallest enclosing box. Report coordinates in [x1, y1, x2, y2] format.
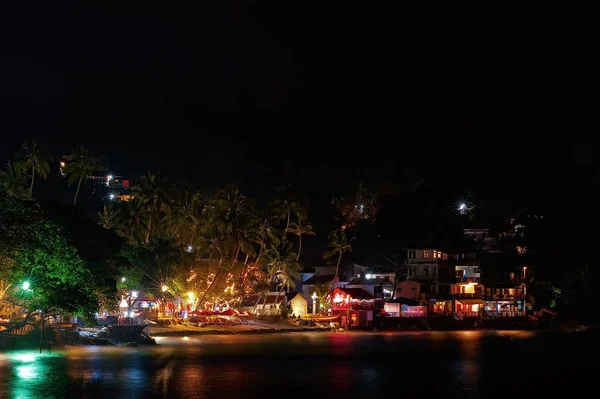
[149, 326, 329, 337]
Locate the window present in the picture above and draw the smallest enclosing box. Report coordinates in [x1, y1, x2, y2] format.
[438, 252, 442, 259]
[411, 287, 417, 294]
[443, 253, 448, 260]
[509, 272, 515, 281]
[423, 267, 429, 277]
[408, 250, 416, 259]
[423, 251, 429, 259]
[433, 266, 437, 276]
[433, 250, 437, 258]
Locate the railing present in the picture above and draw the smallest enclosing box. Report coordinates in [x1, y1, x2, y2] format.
[455, 276, 481, 283]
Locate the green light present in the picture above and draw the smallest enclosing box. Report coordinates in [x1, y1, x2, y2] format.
[16, 365, 37, 379]
[22, 281, 30, 291]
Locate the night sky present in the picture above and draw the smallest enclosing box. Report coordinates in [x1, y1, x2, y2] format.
[2, 4, 598, 265]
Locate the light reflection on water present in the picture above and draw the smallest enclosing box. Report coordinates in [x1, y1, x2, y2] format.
[0, 331, 597, 398]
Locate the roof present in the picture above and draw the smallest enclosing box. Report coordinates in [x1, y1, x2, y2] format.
[285, 292, 308, 303]
[303, 274, 334, 285]
[346, 277, 393, 286]
[456, 299, 485, 305]
[337, 288, 373, 300]
[386, 297, 420, 306]
[262, 293, 286, 305]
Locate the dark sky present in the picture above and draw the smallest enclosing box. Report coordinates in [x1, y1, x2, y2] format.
[2, 4, 599, 264]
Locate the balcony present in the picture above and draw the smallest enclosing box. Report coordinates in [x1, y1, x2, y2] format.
[455, 276, 481, 283]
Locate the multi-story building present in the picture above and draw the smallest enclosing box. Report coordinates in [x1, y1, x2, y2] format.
[397, 248, 456, 314]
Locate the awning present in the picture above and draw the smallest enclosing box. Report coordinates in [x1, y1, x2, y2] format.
[456, 299, 485, 305]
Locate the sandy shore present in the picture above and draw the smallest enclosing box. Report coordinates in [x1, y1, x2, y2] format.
[149, 320, 328, 337]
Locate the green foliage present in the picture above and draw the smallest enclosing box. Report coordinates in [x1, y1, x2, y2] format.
[0, 196, 98, 321]
[0, 161, 28, 199]
[280, 302, 293, 319]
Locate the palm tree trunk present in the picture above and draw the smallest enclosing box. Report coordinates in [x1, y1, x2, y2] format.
[296, 234, 302, 262]
[254, 245, 264, 267]
[145, 217, 152, 244]
[73, 175, 83, 205]
[29, 170, 35, 198]
[244, 254, 249, 265]
[331, 253, 342, 291]
[275, 277, 288, 308]
[253, 294, 263, 314]
[284, 208, 291, 234]
[200, 244, 240, 303]
[260, 272, 274, 311]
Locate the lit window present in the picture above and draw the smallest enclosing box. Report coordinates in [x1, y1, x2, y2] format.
[433, 250, 437, 258]
[423, 251, 429, 259]
[438, 252, 442, 259]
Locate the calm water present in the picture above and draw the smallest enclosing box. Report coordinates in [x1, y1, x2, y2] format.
[0, 330, 596, 398]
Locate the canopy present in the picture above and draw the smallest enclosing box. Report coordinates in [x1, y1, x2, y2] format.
[220, 309, 236, 316]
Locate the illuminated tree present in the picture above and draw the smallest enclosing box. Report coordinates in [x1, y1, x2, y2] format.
[0, 196, 98, 323]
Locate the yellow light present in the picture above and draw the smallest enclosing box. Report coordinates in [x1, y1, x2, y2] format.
[312, 292, 317, 299]
[60, 161, 65, 167]
[187, 292, 195, 300]
[162, 285, 168, 292]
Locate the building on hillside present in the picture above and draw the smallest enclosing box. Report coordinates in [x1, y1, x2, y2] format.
[480, 253, 528, 317]
[286, 292, 308, 318]
[398, 248, 456, 314]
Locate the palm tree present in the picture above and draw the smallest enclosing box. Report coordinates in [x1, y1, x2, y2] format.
[131, 172, 172, 244]
[0, 161, 28, 198]
[172, 190, 205, 246]
[261, 239, 299, 308]
[118, 198, 148, 242]
[289, 216, 315, 261]
[14, 139, 51, 198]
[97, 204, 121, 230]
[252, 207, 281, 266]
[271, 187, 305, 236]
[323, 228, 353, 289]
[199, 186, 252, 303]
[64, 146, 103, 205]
